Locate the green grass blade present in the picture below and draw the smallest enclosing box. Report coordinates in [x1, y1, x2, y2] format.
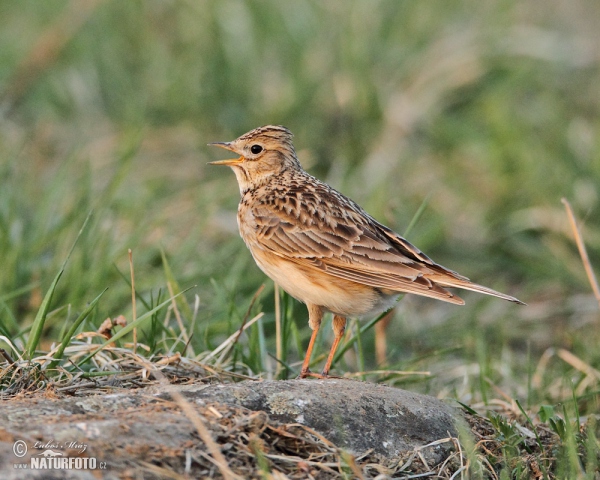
[0, 299, 19, 337]
[161, 247, 193, 320]
[24, 270, 64, 359]
[403, 192, 432, 238]
[46, 288, 108, 370]
[584, 415, 598, 477]
[257, 314, 267, 375]
[333, 309, 393, 364]
[0, 282, 39, 303]
[355, 319, 366, 380]
[516, 399, 550, 478]
[457, 401, 478, 415]
[76, 288, 191, 367]
[25, 211, 93, 359]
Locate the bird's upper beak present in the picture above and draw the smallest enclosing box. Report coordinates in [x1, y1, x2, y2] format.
[208, 142, 244, 166]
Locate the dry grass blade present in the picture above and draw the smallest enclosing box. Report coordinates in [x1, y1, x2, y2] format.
[345, 369, 431, 378]
[146, 363, 242, 480]
[233, 283, 265, 346]
[138, 460, 190, 480]
[279, 423, 338, 450]
[402, 469, 437, 478]
[203, 312, 264, 363]
[262, 453, 340, 473]
[167, 280, 190, 347]
[274, 283, 282, 377]
[557, 348, 600, 380]
[202, 284, 266, 366]
[0, 348, 15, 364]
[129, 249, 138, 354]
[0, 337, 23, 362]
[532, 347, 555, 390]
[562, 197, 600, 310]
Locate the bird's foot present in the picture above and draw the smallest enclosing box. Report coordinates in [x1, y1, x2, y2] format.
[297, 369, 341, 379]
[297, 368, 317, 379]
[320, 371, 343, 379]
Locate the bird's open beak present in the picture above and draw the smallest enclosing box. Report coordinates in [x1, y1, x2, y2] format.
[208, 142, 244, 166]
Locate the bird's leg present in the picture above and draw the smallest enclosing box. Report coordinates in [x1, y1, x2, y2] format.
[321, 315, 346, 377]
[298, 304, 323, 379]
[375, 309, 394, 366]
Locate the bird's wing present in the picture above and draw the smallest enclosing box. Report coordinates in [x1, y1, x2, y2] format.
[249, 189, 473, 304]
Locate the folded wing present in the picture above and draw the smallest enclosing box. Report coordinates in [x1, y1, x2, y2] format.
[251, 184, 524, 306]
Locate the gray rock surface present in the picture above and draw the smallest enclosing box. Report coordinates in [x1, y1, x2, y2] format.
[173, 379, 461, 457]
[0, 379, 465, 478]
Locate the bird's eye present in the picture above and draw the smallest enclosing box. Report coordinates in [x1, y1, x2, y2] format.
[250, 144, 263, 154]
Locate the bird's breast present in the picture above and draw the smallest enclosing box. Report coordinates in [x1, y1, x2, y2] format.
[237, 199, 258, 244]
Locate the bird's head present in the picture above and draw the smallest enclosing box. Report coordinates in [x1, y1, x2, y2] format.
[209, 125, 300, 193]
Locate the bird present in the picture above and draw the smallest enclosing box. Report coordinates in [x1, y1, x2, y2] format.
[209, 125, 525, 378]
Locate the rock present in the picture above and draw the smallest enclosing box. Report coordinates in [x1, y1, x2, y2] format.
[173, 379, 462, 460]
[0, 379, 465, 478]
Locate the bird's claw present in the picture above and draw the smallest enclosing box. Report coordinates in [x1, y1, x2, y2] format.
[297, 369, 341, 379]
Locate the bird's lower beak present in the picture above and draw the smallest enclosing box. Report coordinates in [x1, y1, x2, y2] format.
[208, 142, 244, 166]
[208, 157, 244, 166]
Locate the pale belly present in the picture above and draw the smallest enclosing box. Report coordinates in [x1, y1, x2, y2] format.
[249, 247, 399, 318]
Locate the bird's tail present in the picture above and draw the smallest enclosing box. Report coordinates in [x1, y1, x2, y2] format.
[435, 278, 526, 305]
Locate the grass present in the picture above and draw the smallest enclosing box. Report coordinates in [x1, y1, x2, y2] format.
[0, 0, 599, 478]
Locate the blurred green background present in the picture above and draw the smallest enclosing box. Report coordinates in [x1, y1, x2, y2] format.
[0, 0, 599, 400]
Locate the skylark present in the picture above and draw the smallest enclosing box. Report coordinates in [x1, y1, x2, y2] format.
[209, 125, 524, 378]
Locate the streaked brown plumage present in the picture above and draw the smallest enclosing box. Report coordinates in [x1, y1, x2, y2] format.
[209, 125, 525, 378]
